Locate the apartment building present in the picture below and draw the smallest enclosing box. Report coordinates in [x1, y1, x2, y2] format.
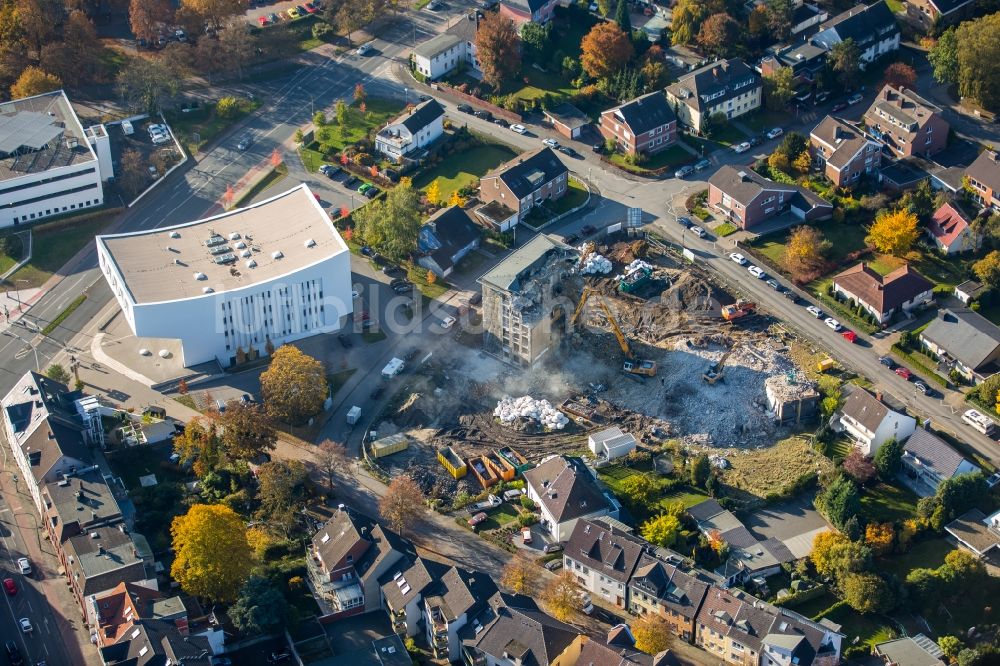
[809, 116, 882, 187]
[965, 150, 1000, 211]
[563, 518, 645, 608]
[666, 59, 762, 133]
[599, 92, 677, 157]
[479, 147, 568, 225]
[812, 1, 900, 68]
[864, 85, 949, 158]
[629, 552, 710, 642]
[707, 166, 832, 230]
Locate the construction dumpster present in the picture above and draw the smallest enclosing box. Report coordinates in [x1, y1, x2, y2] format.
[497, 446, 534, 474]
[485, 452, 516, 482]
[469, 456, 500, 488]
[438, 447, 467, 479]
[371, 433, 409, 459]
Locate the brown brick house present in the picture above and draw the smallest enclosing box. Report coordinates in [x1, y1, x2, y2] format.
[832, 263, 934, 324]
[965, 150, 1000, 211]
[809, 116, 883, 187]
[599, 92, 677, 157]
[864, 85, 949, 158]
[906, 0, 976, 32]
[707, 165, 833, 230]
[629, 552, 709, 643]
[479, 147, 568, 225]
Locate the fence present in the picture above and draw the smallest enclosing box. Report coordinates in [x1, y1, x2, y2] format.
[430, 82, 522, 123]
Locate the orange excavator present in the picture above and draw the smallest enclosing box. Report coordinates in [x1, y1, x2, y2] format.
[721, 300, 756, 322]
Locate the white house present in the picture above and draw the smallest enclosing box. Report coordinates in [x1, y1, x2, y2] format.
[838, 388, 916, 456]
[412, 17, 480, 81]
[522, 456, 620, 542]
[375, 99, 445, 162]
[587, 427, 637, 462]
[901, 428, 980, 496]
[563, 518, 645, 608]
[96, 184, 353, 369]
[0, 90, 113, 228]
[812, 1, 900, 69]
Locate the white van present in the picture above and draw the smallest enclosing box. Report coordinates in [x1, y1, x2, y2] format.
[121, 120, 134, 136]
[962, 408, 996, 435]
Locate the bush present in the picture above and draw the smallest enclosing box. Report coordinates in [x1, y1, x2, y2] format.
[520, 495, 536, 510]
[517, 513, 538, 527]
[311, 22, 334, 41]
[216, 96, 245, 119]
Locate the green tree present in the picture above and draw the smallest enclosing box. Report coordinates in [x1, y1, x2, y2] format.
[619, 474, 656, 507]
[669, 0, 708, 45]
[954, 14, 1000, 111]
[256, 460, 309, 535]
[335, 100, 347, 129]
[814, 474, 860, 529]
[938, 636, 964, 660]
[905, 567, 943, 610]
[936, 473, 989, 523]
[957, 649, 983, 666]
[973, 250, 1000, 290]
[690, 453, 711, 488]
[810, 531, 872, 582]
[228, 576, 288, 634]
[873, 437, 903, 480]
[614, 0, 631, 34]
[828, 38, 860, 89]
[520, 21, 549, 63]
[260, 345, 328, 424]
[842, 573, 895, 614]
[171, 504, 253, 602]
[352, 180, 423, 261]
[115, 57, 180, 113]
[899, 180, 936, 220]
[640, 513, 681, 547]
[763, 67, 796, 112]
[928, 27, 958, 84]
[173, 418, 224, 477]
[217, 401, 277, 461]
[45, 364, 71, 384]
[765, 0, 792, 41]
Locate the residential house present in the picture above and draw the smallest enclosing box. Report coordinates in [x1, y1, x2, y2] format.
[599, 92, 677, 157]
[629, 552, 710, 643]
[587, 427, 637, 462]
[336, 634, 411, 666]
[479, 147, 568, 225]
[411, 16, 480, 81]
[100, 625, 213, 665]
[900, 427, 980, 496]
[906, 0, 977, 32]
[945, 508, 1000, 559]
[707, 166, 833, 230]
[563, 518, 646, 608]
[812, 1, 900, 68]
[919, 307, 1000, 383]
[572, 626, 677, 666]
[461, 592, 586, 666]
[964, 150, 1000, 211]
[874, 634, 947, 666]
[478, 234, 577, 366]
[416, 206, 481, 278]
[927, 202, 980, 254]
[307, 505, 410, 619]
[837, 387, 916, 456]
[665, 59, 762, 133]
[523, 456, 620, 542]
[544, 103, 590, 140]
[381, 556, 441, 639]
[686, 500, 797, 586]
[42, 468, 124, 545]
[499, 0, 558, 25]
[864, 85, 949, 158]
[759, 41, 828, 89]
[955, 280, 987, 305]
[89, 582, 165, 649]
[1, 371, 92, 514]
[809, 116, 882, 187]
[62, 525, 153, 614]
[831, 262, 934, 325]
[421, 565, 499, 661]
[789, 2, 828, 34]
[375, 99, 445, 162]
[696, 587, 843, 666]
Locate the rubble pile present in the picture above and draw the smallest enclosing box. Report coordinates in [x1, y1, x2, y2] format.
[494, 396, 570, 430]
[579, 252, 613, 275]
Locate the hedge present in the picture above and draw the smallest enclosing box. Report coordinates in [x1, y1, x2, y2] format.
[889, 344, 949, 388]
[775, 583, 828, 609]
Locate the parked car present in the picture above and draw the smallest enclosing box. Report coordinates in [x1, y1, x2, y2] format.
[18, 618, 31, 634]
[469, 292, 482, 305]
[987, 471, 1000, 488]
[895, 366, 912, 380]
[338, 333, 352, 348]
[847, 92, 864, 105]
[581, 224, 596, 235]
[674, 165, 694, 178]
[469, 512, 488, 527]
[17, 559, 30, 576]
[364, 186, 380, 198]
[356, 42, 373, 55]
[3, 578, 15, 595]
[358, 182, 372, 194]
[360, 245, 375, 257]
[690, 225, 706, 238]
[915, 380, 930, 394]
[831, 101, 848, 112]
[457, 103, 473, 114]
[287, 6, 301, 17]
[343, 175, 360, 188]
[749, 135, 764, 147]
[394, 283, 414, 294]
[815, 90, 830, 104]
[544, 559, 563, 571]
[806, 305, 823, 318]
[4, 640, 22, 666]
[542, 138, 560, 149]
[694, 158, 711, 171]
[729, 252, 747, 265]
[383, 264, 404, 276]
[390, 278, 408, 287]
[747, 265, 765, 279]
[824, 317, 842, 332]
[474, 110, 493, 121]
[766, 127, 784, 139]
[258, 15, 270, 25]
[510, 124, 527, 134]
[319, 164, 340, 177]
[733, 141, 752, 153]
[240, 393, 253, 404]
[521, 527, 533, 544]
[559, 146, 580, 158]
[441, 316, 456, 329]
[676, 216, 692, 228]
[878, 355, 895, 368]
[543, 543, 564, 554]
[766, 279, 781, 291]
[493, 118, 509, 128]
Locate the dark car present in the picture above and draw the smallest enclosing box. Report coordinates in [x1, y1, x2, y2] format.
[394, 283, 414, 294]
[383, 265, 404, 276]
[240, 393, 254, 404]
[581, 224, 596, 235]
[404, 348, 421, 362]
[562, 233, 579, 245]
[676, 216, 692, 228]
[831, 101, 848, 112]
[338, 333, 352, 348]
[879, 355, 895, 368]
[457, 103, 474, 113]
[493, 118, 509, 128]
[390, 278, 409, 287]
[4, 641, 22, 666]
[558, 146, 579, 158]
[749, 135, 764, 147]
[474, 110, 493, 121]
[343, 175, 360, 188]
[361, 245, 375, 257]
[469, 292, 482, 305]
[364, 186, 380, 198]
[370, 386, 385, 400]
[592, 143, 603, 153]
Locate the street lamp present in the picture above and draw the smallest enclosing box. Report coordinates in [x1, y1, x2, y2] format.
[14, 279, 28, 306]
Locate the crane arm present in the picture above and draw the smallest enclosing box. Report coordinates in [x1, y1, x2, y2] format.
[598, 301, 632, 358]
[570, 287, 597, 327]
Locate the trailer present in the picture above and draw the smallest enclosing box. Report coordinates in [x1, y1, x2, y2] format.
[381, 357, 405, 380]
[468, 456, 500, 488]
[485, 452, 516, 482]
[346, 406, 362, 425]
[371, 433, 409, 459]
[438, 447, 467, 479]
[497, 447, 533, 474]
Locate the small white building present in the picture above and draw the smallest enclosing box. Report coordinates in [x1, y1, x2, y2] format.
[0, 90, 113, 228]
[522, 456, 620, 542]
[838, 388, 916, 456]
[412, 17, 481, 81]
[375, 99, 445, 162]
[96, 184, 353, 368]
[587, 427, 637, 461]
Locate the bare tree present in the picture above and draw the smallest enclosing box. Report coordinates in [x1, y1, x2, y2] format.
[379, 475, 425, 536]
[119, 149, 148, 197]
[316, 439, 348, 493]
[219, 21, 257, 80]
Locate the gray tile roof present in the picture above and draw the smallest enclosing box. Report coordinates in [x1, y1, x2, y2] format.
[485, 147, 568, 200]
[478, 233, 575, 293]
[667, 59, 760, 114]
[818, 1, 898, 48]
[875, 635, 946, 666]
[686, 499, 725, 522]
[921, 307, 1000, 372]
[43, 468, 123, 540]
[400, 99, 444, 135]
[603, 92, 676, 136]
[966, 150, 1000, 194]
[840, 387, 889, 433]
[565, 519, 646, 584]
[629, 553, 709, 621]
[810, 116, 873, 170]
[462, 593, 580, 665]
[379, 556, 442, 611]
[523, 456, 615, 523]
[945, 509, 1000, 555]
[903, 428, 978, 481]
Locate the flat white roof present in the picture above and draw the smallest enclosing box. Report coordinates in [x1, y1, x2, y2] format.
[0, 90, 96, 183]
[98, 185, 347, 305]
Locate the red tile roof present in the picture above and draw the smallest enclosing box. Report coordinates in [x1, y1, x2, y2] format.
[928, 202, 970, 248]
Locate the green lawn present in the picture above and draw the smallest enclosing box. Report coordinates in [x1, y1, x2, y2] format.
[866, 250, 972, 291]
[660, 485, 709, 509]
[707, 123, 749, 147]
[609, 145, 694, 174]
[860, 482, 920, 523]
[879, 539, 955, 579]
[828, 436, 855, 462]
[752, 219, 869, 272]
[598, 466, 708, 520]
[166, 98, 261, 156]
[406, 262, 449, 299]
[503, 66, 577, 102]
[824, 603, 897, 649]
[548, 178, 589, 215]
[10, 210, 121, 288]
[107, 445, 188, 492]
[308, 98, 406, 160]
[413, 144, 516, 201]
[328, 368, 357, 396]
[713, 222, 738, 237]
[744, 110, 794, 133]
[479, 504, 520, 531]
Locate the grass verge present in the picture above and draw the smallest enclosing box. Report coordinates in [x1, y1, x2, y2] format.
[713, 222, 738, 237]
[233, 163, 289, 207]
[173, 395, 197, 410]
[9, 209, 121, 288]
[42, 294, 86, 336]
[406, 263, 449, 299]
[328, 368, 357, 396]
[890, 344, 949, 387]
[167, 98, 261, 156]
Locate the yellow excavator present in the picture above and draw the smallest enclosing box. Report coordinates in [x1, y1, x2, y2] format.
[703, 344, 738, 384]
[571, 288, 657, 377]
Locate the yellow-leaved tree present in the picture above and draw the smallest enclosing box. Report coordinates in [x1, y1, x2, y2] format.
[865, 208, 919, 256]
[541, 570, 582, 622]
[426, 180, 441, 206]
[632, 612, 673, 654]
[499, 555, 537, 594]
[449, 190, 465, 207]
[171, 504, 253, 602]
[260, 345, 328, 425]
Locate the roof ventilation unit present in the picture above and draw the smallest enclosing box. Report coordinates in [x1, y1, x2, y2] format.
[246, 259, 257, 269]
[193, 272, 207, 280]
[202, 287, 214, 294]
[228, 232, 241, 240]
[304, 238, 316, 248]
[272, 250, 284, 260]
[241, 250, 251, 258]
[169, 231, 180, 239]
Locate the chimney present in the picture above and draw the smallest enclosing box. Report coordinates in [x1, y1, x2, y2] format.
[712, 67, 719, 77]
[876, 391, 883, 402]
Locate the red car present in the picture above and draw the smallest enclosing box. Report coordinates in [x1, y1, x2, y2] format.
[895, 367, 912, 380]
[3, 578, 16, 595]
[258, 15, 270, 25]
[304, 2, 318, 12]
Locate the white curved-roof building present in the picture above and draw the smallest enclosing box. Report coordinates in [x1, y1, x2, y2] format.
[96, 184, 352, 367]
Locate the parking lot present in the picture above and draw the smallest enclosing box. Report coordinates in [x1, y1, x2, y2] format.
[106, 117, 182, 201]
